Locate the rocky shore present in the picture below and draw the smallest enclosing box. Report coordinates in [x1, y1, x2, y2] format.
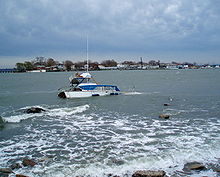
[1, 157, 220, 177]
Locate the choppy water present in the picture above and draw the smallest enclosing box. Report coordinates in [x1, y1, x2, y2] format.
[0, 70, 220, 177]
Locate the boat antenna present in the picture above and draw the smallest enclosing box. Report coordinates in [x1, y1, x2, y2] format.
[86, 35, 89, 73]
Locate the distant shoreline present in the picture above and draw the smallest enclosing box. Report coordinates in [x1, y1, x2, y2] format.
[1, 67, 220, 73]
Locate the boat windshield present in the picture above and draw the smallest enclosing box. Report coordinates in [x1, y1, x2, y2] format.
[70, 77, 92, 85]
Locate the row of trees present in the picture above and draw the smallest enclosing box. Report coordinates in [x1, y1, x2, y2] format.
[16, 57, 58, 72]
[16, 56, 198, 72]
[15, 57, 119, 72]
[63, 59, 118, 71]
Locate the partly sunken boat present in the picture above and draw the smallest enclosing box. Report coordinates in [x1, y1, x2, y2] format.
[58, 37, 120, 98]
[58, 72, 120, 98]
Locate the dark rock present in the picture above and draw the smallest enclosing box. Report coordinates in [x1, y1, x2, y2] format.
[10, 163, 22, 170]
[0, 116, 4, 128]
[183, 162, 206, 171]
[163, 103, 170, 106]
[0, 168, 13, 174]
[132, 170, 166, 177]
[22, 159, 37, 167]
[25, 107, 45, 114]
[107, 174, 120, 177]
[159, 114, 170, 119]
[16, 175, 29, 177]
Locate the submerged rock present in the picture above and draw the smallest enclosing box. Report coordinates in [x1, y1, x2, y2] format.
[0, 168, 13, 174]
[132, 170, 166, 177]
[159, 114, 170, 119]
[0, 116, 5, 128]
[22, 159, 37, 167]
[25, 107, 45, 114]
[183, 162, 206, 171]
[107, 174, 120, 177]
[16, 174, 29, 177]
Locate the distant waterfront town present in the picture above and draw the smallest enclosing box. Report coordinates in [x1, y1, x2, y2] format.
[0, 56, 220, 73]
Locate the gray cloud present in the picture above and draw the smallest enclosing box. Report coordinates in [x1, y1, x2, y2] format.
[0, 0, 220, 64]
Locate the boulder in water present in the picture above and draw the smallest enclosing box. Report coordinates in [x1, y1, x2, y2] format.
[183, 162, 206, 171]
[25, 107, 45, 114]
[132, 170, 166, 177]
[22, 158, 36, 167]
[0, 168, 13, 174]
[16, 175, 29, 177]
[159, 114, 170, 119]
[0, 116, 5, 128]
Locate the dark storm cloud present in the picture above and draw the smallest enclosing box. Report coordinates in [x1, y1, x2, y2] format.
[0, 0, 220, 63]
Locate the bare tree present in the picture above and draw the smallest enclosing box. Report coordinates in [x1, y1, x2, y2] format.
[46, 58, 56, 67]
[33, 56, 46, 66]
[64, 60, 74, 71]
[122, 61, 137, 66]
[101, 60, 117, 67]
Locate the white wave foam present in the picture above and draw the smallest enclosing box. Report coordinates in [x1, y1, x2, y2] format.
[3, 113, 42, 123]
[122, 91, 142, 95]
[2, 104, 90, 123]
[47, 104, 90, 117]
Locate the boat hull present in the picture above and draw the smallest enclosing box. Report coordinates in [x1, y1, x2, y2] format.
[59, 90, 120, 98]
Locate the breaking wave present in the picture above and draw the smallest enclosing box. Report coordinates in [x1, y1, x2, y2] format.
[122, 91, 142, 95]
[1, 104, 90, 123]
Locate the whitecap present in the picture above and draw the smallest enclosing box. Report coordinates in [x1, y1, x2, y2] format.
[122, 92, 142, 95]
[2, 112, 43, 123]
[47, 104, 90, 117]
[2, 104, 90, 123]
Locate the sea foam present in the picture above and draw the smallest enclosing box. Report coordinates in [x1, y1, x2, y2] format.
[2, 104, 90, 123]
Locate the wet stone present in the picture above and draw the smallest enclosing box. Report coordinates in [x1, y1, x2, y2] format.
[25, 107, 45, 114]
[159, 114, 170, 119]
[16, 175, 29, 177]
[22, 159, 37, 167]
[107, 174, 120, 177]
[0, 168, 13, 174]
[0, 116, 4, 128]
[132, 170, 166, 177]
[183, 162, 206, 171]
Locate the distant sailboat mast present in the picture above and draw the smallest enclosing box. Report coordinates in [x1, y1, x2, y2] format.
[86, 36, 89, 73]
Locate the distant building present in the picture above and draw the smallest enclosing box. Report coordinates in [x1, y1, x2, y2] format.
[98, 65, 118, 70]
[56, 63, 65, 71]
[166, 65, 179, 70]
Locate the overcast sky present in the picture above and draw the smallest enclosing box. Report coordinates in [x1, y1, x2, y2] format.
[0, 0, 220, 67]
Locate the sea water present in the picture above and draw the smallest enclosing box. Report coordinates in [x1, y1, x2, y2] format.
[0, 69, 220, 176]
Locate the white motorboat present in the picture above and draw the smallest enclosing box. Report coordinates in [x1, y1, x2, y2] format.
[58, 72, 120, 98]
[58, 37, 120, 98]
